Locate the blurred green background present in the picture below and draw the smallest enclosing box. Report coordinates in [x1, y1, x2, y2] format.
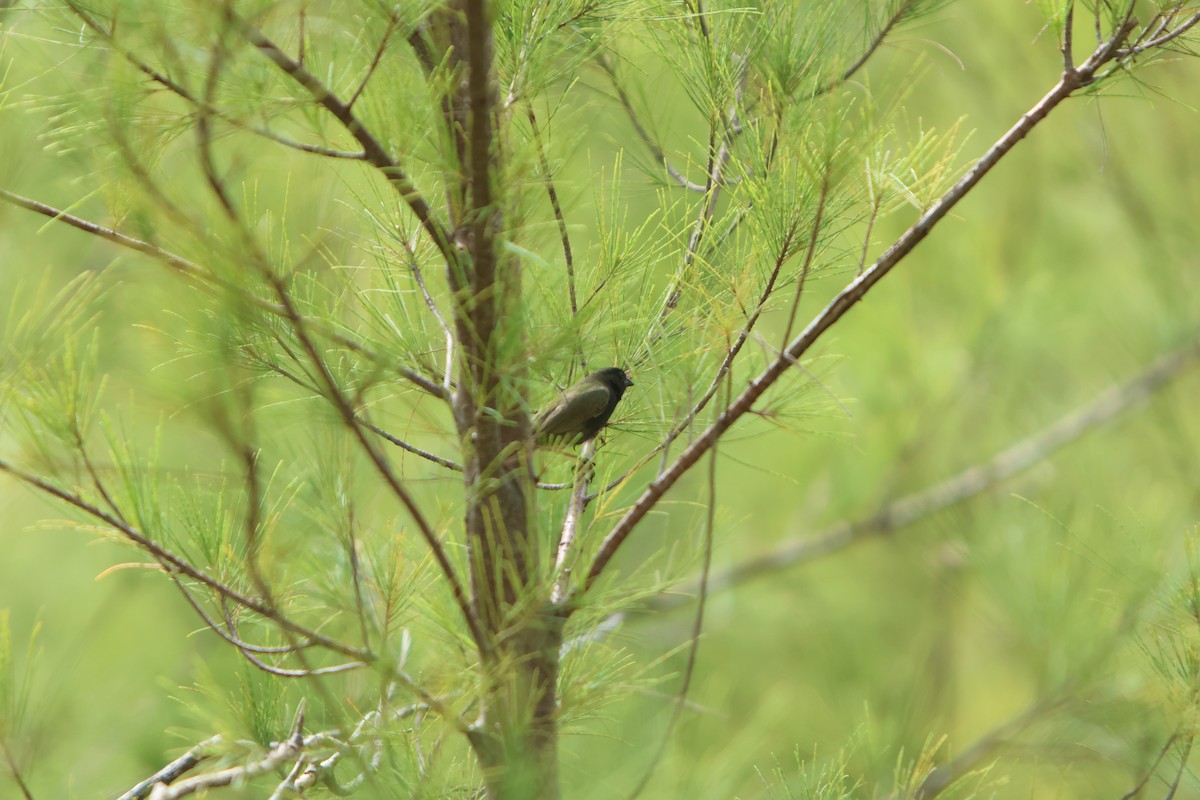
[2, 1, 1199, 798]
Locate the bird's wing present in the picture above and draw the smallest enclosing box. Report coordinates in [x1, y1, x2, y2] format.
[536, 383, 612, 435]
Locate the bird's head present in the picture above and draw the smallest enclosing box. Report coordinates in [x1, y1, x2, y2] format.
[595, 367, 634, 398]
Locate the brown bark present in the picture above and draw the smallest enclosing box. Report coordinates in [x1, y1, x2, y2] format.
[420, 1, 562, 796]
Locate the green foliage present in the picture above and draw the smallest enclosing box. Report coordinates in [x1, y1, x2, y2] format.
[1, 0, 1199, 797]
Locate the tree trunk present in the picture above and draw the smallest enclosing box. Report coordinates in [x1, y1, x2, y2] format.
[423, 0, 563, 796]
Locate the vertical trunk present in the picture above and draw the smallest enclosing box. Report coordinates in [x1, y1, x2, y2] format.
[422, 1, 562, 796]
[472, 610, 565, 800]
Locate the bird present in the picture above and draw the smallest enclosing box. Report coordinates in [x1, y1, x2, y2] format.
[535, 367, 634, 446]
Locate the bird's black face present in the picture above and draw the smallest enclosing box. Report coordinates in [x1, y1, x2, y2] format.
[596, 367, 634, 398]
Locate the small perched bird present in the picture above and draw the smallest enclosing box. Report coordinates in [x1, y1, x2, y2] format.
[535, 367, 634, 446]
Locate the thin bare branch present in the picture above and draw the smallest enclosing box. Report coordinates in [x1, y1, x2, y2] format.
[145, 704, 306, 799]
[396, 229, 456, 392]
[648, 332, 1200, 611]
[551, 441, 596, 604]
[813, 0, 920, 97]
[0, 460, 370, 660]
[0, 189, 220, 287]
[596, 55, 708, 193]
[116, 737, 223, 800]
[626, 400, 719, 800]
[216, 593, 369, 678]
[779, 175, 830, 347]
[528, 106, 579, 325]
[236, 17, 459, 268]
[255, 358, 462, 472]
[348, 14, 400, 109]
[1118, 9, 1200, 58]
[1, 740, 37, 800]
[911, 695, 1066, 800]
[170, 574, 312, 655]
[1119, 733, 1183, 800]
[1163, 734, 1194, 800]
[267, 758, 307, 800]
[1062, 1, 1077, 74]
[0, 189, 448, 399]
[235, 649, 367, 678]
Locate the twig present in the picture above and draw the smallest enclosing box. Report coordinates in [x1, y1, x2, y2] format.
[1061, 1, 1077, 74]
[396, 227, 456, 393]
[551, 441, 596, 604]
[0, 189, 447, 399]
[169, 574, 310, 655]
[813, 0, 921, 97]
[64, 1, 366, 160]
[347, 14, 399, 109]
[1163, 734, 1194, 800]
[596, 55, 707, 192]
[528, 106, 579, 323]
[146, 703, 307, 799]
[626, 394, 720, 800]
[779, 176, 830, 347]
[267, 758, 307, 800]
[218, 599, 368, 678]
[1118, 9, 1200, 58]
[1119, 733, 1182, 800]
[0, 740, 36, 800]
[360, 419, 463, 472]
[290, 703, 427, 794]
[255, 359, 462, 472]
[236, 17, 459, 269]
[646, 333, 1200, 610]
[910, 694, 1064, 800]
[567, 19, 1144, 609]
[0, 459, 370, 660]
[119, 696, 451, 800]
[115, 736, 222, 800]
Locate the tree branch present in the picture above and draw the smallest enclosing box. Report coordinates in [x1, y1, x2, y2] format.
[144, 704, 306, 799]
[115, 737, 223, 800]
[262, 273, 490, 657]
[551, 441, 596, 604]
[814, 0, 920, 97]
[596, 55, 708, 193]
[64, 2, 367, 160]
[1117, 8, 1200, 58]
[643, 332, 1200, 610]
[528, 106, 580, 326]
[567, 19, 1140, 609]
[0, 189, 448, 399]
[909, 694, 1065, 800]
[0, 459, 370, 661]
[235, 16, 459, 268]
